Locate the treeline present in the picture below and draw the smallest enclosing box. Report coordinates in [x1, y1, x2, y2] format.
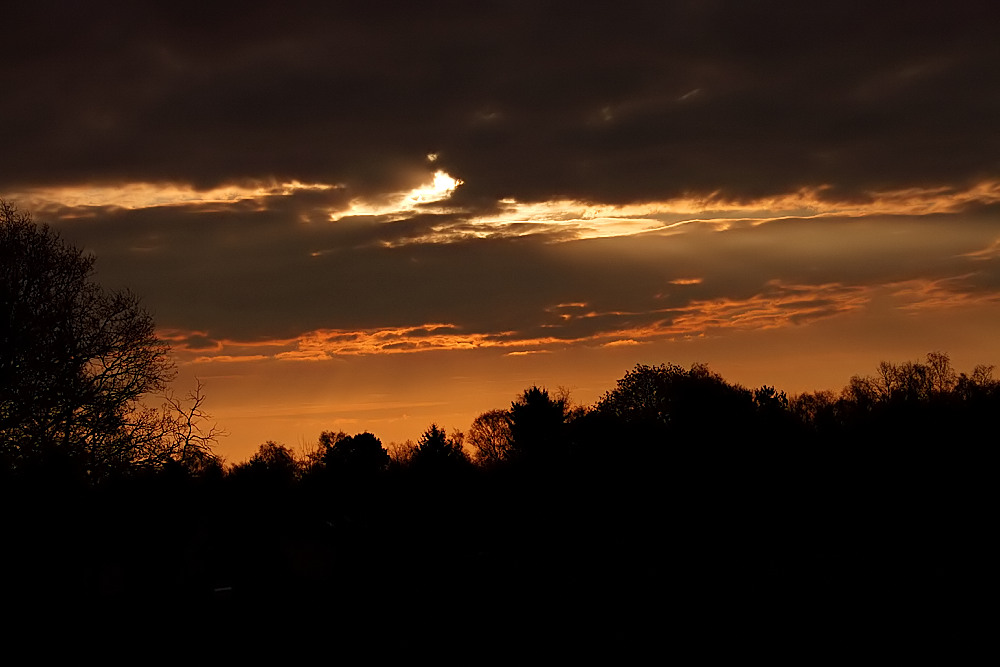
[4, 201, 980, 652]
[212, 350, 999, 488]
[174, 351, 1000, 480]
[2, 353, 987, 653]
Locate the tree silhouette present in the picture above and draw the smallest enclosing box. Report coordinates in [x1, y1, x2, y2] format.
[321, 432, 390, 477]
[157, 379, 225, 473]
[297, 430, 346, 475]
[1, 200, 176, 479]
[594, 362, 753, 442]
[411, 423, 470, 472]
[955, 363, 998, 401]
[230, 441, 300, 487]
[843, 352, 965, 408]
[789, 389, 839, 432]
[467, 408, 514, 466]
[508, 386, 570, 462]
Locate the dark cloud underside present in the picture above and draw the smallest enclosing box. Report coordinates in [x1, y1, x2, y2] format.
[43, 197, 1000, 348]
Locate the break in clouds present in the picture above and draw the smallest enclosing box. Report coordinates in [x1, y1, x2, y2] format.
[4, 1, 1000, 363]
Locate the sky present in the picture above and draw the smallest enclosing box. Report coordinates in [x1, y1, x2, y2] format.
[4, 1, 1000, 461]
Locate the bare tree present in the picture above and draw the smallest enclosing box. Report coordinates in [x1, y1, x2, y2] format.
[157, 379, 226, 471]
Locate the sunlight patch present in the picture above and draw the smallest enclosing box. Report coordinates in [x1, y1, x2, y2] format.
[453, 180, 1000, 243]
[407, 171, 462, 205]
[374, 180, 1000, 246]
[334, 170, 463, 220]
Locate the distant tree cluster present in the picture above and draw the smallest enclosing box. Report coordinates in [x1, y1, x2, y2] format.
[205, 348, 999, 489]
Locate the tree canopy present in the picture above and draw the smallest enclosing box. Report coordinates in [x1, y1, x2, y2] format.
[467, 408, 513, 466]
[507, 386, 570, 462]
[1, 200, 184, 479]
[594, 362, 753, 435]
[320, 431, 390, 477]
[411, 423, 469, 472]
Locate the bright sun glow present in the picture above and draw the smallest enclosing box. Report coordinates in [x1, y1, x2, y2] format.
[406, 171, 462, 204]
[335, 170, 463, 220]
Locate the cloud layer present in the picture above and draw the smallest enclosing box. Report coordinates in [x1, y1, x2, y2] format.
[4, 2, 998, 199]
[4, 2, 1000, 454]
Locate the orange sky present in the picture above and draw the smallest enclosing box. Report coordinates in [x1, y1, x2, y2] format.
[175, 288, 1000, 462]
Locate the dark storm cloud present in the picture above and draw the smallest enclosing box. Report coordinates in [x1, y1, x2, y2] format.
[8, 0, 1000, 362]
[3, 1, 998, 205]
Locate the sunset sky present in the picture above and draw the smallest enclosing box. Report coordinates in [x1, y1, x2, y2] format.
[4, 2, 999, 461]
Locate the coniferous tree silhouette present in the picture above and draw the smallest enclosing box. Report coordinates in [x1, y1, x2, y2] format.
[411, 424, 470, 473]
[508, 386, 569, 463]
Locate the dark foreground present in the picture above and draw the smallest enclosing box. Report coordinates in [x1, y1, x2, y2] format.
[2, 442, 982, 659]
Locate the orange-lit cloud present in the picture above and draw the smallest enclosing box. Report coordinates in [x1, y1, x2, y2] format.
[167, 281, 878, 365]
[192, 354, 270, 364]
[602, 339, 642, 347]
[25, 177, 1000, 248]
[13, 180, 338, 212]
[661, 282, 871, 334]
[889, 276, 1000, 311]
[331, 169, 464, 221]
[355, 179, 1000, 245]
